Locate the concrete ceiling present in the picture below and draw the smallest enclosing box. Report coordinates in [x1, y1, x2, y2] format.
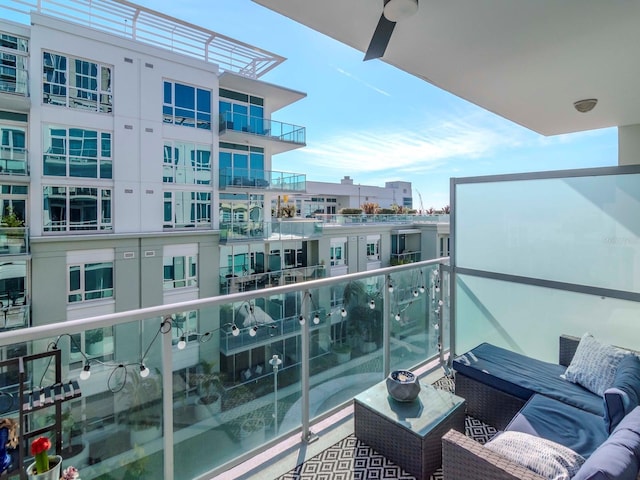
[253, 0, 640, 136]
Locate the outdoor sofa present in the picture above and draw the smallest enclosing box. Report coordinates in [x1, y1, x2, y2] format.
[442, 333, 640, 479]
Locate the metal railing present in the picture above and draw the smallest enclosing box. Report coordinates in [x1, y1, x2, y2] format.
[219, 219, 322, 242]
[219, 167, 306, 192]
[0, 259, 449, 479]
[220, 264, 326, 295]
[315, 213, 450, 224]
[2, 0, 284, 78]
[219, 113, 306, 145]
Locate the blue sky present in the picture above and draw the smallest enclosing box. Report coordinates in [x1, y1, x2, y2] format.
[20, 0, 621, 208]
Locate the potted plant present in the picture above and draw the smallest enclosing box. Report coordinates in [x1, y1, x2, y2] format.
[190, 360, 223, 419]
[45, 408, 88, 468]
[119, 371, 162, 446]
[1, 207, 24, 253]
[26, 437, 62, 480]
[238, 414, 266, 450]
[332, 342, 352, 363]
[85, 329, 104, 356]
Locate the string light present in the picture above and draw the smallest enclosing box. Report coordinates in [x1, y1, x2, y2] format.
[298, 315, 305, 326]
[340, 308, 347, 317]
[139, 364, 150, 378]
[313, 313, 320, 325]
[250, 326, 258, 337]
[177, 335, 187, 350]
[79, 364, 91, 380]
[369, 299, 376, 309]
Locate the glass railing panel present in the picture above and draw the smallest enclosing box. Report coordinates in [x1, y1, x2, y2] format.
[0, 147, 28, 175]
[219, 167, 306, 192]
[0, 258, 447, 479]
[455, 171, 640, 293]
[218, 113, 306, 145]
[306, 277, 385, 418]
[220, 221, 321, 242]
[455, 274, 640, 363]
[388, 265, 441, 372]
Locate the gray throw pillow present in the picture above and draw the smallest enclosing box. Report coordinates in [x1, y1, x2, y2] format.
[563, 333, 630, 396]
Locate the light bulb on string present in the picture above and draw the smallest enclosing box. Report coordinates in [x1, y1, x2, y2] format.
[313, 314, 320, 325]
[177, 336, 186, 350]
[369, 299, 375, 309]
[231, 324, 240, 336]
[341, 308, 347, 317]
[80, 364, 91, 380]
[140, 364, 150, 378]
[250, 326, 258, 337]
[419, 285, 425, 293]
[395, 313, 401, 321]
[298, 315, 305, 326]
[413, 289, 419, 297]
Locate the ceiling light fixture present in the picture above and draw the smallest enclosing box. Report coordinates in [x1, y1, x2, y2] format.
[573, 98, 598, 113]
[383, 0, 418, 22]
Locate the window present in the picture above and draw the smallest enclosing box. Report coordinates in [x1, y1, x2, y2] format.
[219, 88, 264, 134]
[43, 125, 112, 178]
[219, 142, 265, 187]
[439, 235, 450, 257]
[43, 186, 112, 232]
[366, 235, 380, 261]
[0, 124, 27, 174]
[43, 52, 112, 112]
[0, 33, 28, 95]
[330, 238, 347, 266]
[163, 255, 197, 289]
[163, 141, 211, 185]
[163, 81, 211, 129]
[68, 262, 113, 302]
[163, 191, 211, 228]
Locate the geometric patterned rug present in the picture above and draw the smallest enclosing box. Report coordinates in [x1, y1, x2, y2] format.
[277, 376, 498, 480]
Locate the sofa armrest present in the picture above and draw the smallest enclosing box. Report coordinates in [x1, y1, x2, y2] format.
[442, 429, 546, 480]
[559, 334, 581, 367]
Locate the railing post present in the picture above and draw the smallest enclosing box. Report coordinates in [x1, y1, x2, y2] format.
[383, 275, 391, 377]
[300, 288, 317, 443]
[162, 319, 174, 480]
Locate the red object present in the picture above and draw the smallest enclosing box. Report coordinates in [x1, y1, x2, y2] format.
[30, 437, 51, 456]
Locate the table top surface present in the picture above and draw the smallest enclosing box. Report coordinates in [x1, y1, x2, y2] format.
[354, 380, 465, 437]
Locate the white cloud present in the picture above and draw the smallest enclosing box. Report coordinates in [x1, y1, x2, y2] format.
[300, 113, 526, 175]
[333, 66, 391, 97]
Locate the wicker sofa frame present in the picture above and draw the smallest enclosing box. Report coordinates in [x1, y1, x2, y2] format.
[443, 334, 640, 480]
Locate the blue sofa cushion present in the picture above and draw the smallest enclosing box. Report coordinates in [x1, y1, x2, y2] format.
[453, 343, 603, 415]
[564, 333, 631, 396]
[572, 406, 640, 480]
[485, 430, 585, 480]
[506, 394, 608, 459]
[604, 354, 640, 433]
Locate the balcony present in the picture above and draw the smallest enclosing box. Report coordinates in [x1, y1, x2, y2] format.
[0, 227, 29, 255]
[219, 113, 306, 153]
[316, 213, 449, 225]
[0, 165, 636, 479]
[0, 146, 28, 176]
[220, 264, 326, 294]
[220, 219, 322, 242]
[219, 167, 306, 192]
[0, 259, 448, 479]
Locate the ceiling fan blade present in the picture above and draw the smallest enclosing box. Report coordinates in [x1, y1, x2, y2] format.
[364, 13, 396, 61]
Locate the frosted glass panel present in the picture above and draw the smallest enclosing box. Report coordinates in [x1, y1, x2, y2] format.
[455, 173, 640, 293]
[455, 274, 640, 362]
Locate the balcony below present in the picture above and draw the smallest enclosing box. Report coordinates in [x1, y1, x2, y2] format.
[219, 114, 306, 153]
[0, 227, 29, 255]
[219, 167, 306, 193]
[220, 220, 322, 242]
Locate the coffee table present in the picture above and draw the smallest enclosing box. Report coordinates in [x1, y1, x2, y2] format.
[354, 380, 465, 479]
